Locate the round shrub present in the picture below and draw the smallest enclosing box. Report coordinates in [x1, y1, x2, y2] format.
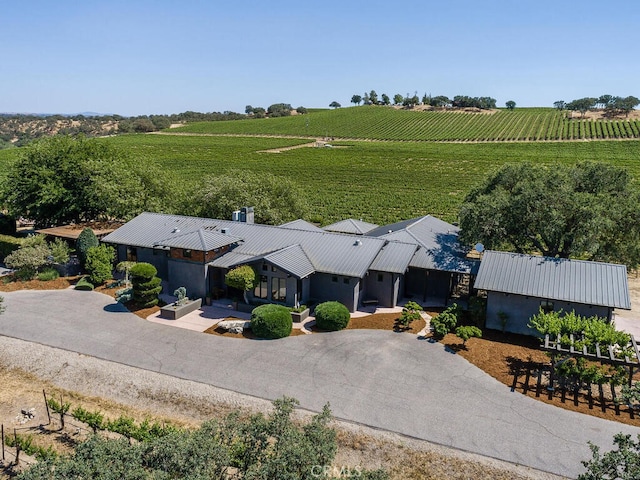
[251, 304, 292, 339]
[314, 301, 350, 331]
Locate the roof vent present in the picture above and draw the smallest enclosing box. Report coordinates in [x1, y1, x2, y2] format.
[354, 239, 362, 246]
[221, 228, 228, 234]
[388, 230, 392, 234]
[172, 228, 180, 233]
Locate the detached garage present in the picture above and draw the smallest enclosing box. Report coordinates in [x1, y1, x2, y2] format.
[474, 250, 631, 336]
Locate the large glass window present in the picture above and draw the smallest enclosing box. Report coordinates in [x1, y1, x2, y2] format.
[254, 275, 268, 299]
[272, 277, 286, 302]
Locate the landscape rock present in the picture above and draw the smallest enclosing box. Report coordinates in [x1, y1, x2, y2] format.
[217, 320, 250, 334]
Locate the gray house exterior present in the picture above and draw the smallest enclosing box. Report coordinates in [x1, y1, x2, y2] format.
[474, 250, 631, 335]
[102, 212, 477, 311]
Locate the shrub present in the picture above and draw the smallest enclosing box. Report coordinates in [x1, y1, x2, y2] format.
[430, 303, 460, 338]
[115, 287, 133, 303]
[455, 326, 482, 345]
[314, 301, 350, 331]
[4, 238, 51, 280]
[76, 228, 99, 268]
[37, 268, 60, 282]
[131, 262, 162, 308]
[75, 276, 94, 291]
[398, 301, 422, 328]
[50, 238, 70, 264]
[85, 245, 115, 285]
[251, 304, 292, 339]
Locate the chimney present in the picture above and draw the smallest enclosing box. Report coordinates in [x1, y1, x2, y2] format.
[240, 206, 254, 224]
[232, 210, 241, 222]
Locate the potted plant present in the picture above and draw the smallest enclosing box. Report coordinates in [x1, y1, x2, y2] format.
[290, 304, 309, 322]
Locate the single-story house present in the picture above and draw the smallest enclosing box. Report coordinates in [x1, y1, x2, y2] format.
[474, 250, 631, 335]
[101, 210, 478, 311]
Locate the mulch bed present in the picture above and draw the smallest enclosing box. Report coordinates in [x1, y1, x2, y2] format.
[203, 318, 308, 339]
[0, 275, 81, 292]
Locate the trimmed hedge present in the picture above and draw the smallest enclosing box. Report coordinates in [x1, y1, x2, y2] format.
[314, 301, 350, 331]
[130, 262, 161, 308]
[251, 304, 292, 339]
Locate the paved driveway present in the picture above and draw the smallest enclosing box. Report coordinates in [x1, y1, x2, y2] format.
[1, 289, 638, 478]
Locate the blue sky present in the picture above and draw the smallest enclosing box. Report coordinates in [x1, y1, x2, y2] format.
[2, 0, 639, 116]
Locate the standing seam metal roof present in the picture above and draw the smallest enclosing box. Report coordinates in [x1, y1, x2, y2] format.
[323, 218, 379, 235]
[473, 250, 631, 309]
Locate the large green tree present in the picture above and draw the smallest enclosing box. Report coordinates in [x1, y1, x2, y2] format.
[187, 170, 308, 225]
[459, 162, 640, 267]
[1, 136, 169, 227]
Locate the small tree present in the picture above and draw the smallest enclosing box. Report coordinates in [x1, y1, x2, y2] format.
[351, 94, 362, 106]
[455, 326, 482, 346]
[505, 100, 516, 110]
[329, 101, 341, 109]
[295, 106, 307, 114]
[76, 227, 99, 268]
[381, 93, 390, 105]
[116, 261, 136, 286]
[225, 265, 257, 304]
[398, 301, 423, 329]
[130, 262, 162, 308]
[430, 304, 460, 338]
[393, 93, 404, 105]
[84, 245, 115, 285]
[50, 238, 70, 264]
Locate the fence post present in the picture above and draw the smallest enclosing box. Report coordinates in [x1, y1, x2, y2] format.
[13, 428, 19, 466]
[43, 389, 51, 425]
[1, 424, 4, 462]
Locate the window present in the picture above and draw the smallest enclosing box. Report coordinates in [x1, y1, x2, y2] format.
[272, 277, 286, 302]
[254, 275, 268, 299]
[271, 265, 277, 272]
[183, 249, 192, 258]
[540, 300, 554, 313]
[377, 273, 384, 282]
[343, 277, 350, 284]
[126, 247, 137, 262]
[331, 276, 338, 283]
[262, 264, 268, 271]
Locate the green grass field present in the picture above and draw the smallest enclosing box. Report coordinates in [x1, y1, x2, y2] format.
[2, 122, 640, 226]
[170, 106, 640, 142]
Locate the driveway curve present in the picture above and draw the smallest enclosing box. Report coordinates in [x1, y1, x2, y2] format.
[1, 289, 638, 478]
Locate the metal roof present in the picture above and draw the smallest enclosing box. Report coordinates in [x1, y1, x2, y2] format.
[155, 228, 241, 251]
[104, 212, 387, 278]
[369, 242, 417, 274]
[233, 245, 316, 278]
[279, 219, 324, 232]
[323, 218, 379, 235]
[368, 215, 473, 273]
[208, 251, 254, 269]
[474, 250, 631, 310]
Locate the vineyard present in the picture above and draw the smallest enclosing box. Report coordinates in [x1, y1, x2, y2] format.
[1, 133, 640, 226]
[170, 106, 640, 142]
[78, 137, 640, 224]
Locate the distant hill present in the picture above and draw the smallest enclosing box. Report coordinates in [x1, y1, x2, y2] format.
[170, 106, 640, 142]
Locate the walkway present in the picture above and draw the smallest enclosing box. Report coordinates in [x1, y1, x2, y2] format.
[0, 289, 638, 478]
